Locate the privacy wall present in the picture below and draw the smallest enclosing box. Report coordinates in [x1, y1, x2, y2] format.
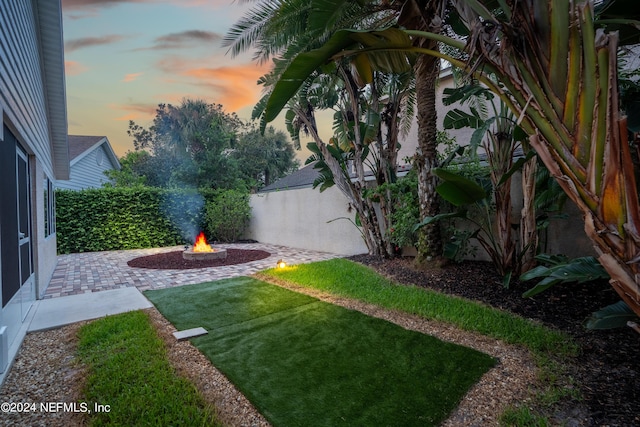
[247, 173, 595, 260]
[248, 187, 369, 256]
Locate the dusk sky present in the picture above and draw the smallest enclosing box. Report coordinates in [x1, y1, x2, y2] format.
[61, 0, 310, 158]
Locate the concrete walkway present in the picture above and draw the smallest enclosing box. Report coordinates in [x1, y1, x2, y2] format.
[28, 243, 340, 332]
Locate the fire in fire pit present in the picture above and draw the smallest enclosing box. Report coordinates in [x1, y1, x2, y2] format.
[183, 232, 227, 261]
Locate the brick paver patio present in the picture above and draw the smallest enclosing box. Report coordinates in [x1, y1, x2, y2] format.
[45, 243, 341, 298]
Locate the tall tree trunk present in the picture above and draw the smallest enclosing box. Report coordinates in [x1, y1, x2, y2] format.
[520, 155, 538, 272]
[490, 133, 515, 276]
[414, 52, 443, 263]
[295, 106, 390, 258]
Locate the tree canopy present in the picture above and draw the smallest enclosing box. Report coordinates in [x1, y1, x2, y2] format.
[106, 98, 299, 191]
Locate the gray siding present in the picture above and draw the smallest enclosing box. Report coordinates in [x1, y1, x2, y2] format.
[0, 1, 67, 383]
[0, 1, 54, 179]
[57, 145, 118, 190]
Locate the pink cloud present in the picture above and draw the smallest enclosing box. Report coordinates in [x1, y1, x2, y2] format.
[141, 30, 221, 51]
[181, 63, 271, 111]
[109, 103, 158, 121]
[114, 113, 140, 121]
[65, 60, 89, 76]
[122, 72, 143, 83]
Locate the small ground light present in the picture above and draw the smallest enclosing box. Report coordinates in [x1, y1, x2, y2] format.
[277, 259, 287, 268]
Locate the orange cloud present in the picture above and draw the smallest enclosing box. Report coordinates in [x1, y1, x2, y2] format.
[114, 113, 140, 121]
[122, 72, 143, 82]
[109, 103, 158, 122]
[65, 60, 89, 76]
[181, 63, 271, 111]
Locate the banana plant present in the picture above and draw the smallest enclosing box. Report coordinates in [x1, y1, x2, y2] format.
[442, 84, 531, 278]
[446, 0, 640, 318]
[261, 0, 640, 319]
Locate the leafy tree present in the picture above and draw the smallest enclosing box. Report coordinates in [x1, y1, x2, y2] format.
[437, 84, 536, 281]
[127, 98, 246, 189]
[226, 0, 415, 257]
[103, 150, 150, 188]
[253, 0, 640, 319]
[231, 0, 451, 262]
[233, 126, 299, 189]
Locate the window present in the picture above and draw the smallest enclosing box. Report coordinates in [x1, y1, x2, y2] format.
[44, 177, 55, 237]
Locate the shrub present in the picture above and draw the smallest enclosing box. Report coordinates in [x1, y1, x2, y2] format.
[380, 170, 420, 249]
[55, 187, 251, 253]
[204, 189, 251, 242]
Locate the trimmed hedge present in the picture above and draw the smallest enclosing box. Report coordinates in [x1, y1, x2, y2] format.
[55, 187, 250, 254]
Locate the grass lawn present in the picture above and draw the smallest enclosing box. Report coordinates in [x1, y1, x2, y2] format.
[77, 310, 219, 426]
[262, 258, 576, 356]
[145, 277, 496, 427]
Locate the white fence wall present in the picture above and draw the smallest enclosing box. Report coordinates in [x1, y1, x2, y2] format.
[247, 174, 596, 260]
[248, 186, 368, 256]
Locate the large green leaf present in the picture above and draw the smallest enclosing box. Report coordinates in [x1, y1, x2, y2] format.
[584, 301, 639, 329]
[443, 108, 484, 130]
[264, 27, 415, 124]
[263, 30, 361, 123]
[442, 85, 494, 106]
[521, 256, 610, 298]
[468, 117, 495, 154]
[433, 168, 487, 206]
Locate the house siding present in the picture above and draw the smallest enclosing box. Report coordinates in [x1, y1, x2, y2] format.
[0, 0, 67, 383]
[57, 145, 118, 190]
[0, 1, 55, 179]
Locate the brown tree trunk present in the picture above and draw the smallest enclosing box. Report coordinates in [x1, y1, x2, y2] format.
[520, 156, 538, 272]
[494, 174, 515, 276]
[414, 52, 443, 263]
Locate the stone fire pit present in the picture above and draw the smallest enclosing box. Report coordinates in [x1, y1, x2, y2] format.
[182, 231, 228, 261]
[182, 247, 227, 261]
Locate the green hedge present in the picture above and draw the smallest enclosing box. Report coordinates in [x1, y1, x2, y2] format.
[55, 187, 250, 254]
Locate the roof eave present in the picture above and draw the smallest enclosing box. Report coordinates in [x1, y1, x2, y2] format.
[70, 137, 122, 170]
[35, 0, 69, 180]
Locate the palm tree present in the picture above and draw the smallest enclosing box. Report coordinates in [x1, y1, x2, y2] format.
[225, 0, 414, 257]
[227, 0, 452, 260]
[257, 0, 640, 316]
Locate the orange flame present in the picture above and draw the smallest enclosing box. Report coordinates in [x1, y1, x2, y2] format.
[193, 232, 213, 253]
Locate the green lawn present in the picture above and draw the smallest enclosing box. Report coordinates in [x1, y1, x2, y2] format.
[77, 310, 219, 426]
[145, 277, 496, 427]
[262, 258, 576, 356]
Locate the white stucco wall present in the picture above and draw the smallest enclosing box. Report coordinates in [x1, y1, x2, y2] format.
[247, 186, 368, 256]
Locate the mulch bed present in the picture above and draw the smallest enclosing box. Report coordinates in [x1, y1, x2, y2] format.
[127, 248, 271, 269]
[348, 255, 640, 427]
